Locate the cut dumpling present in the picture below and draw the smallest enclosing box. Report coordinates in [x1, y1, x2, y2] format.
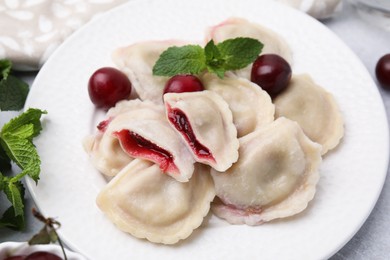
[112, 40, 184, 104]
[164, 90, 239, 172]
[83, 99, 164, 176]
[205, 17, 293, 79]
[113, 117, 195, 182]
[96, 159, 215, 244]
[211, 117, 322, 225]
[83, 128, 132, 177]
[273, 74, 344, 154]
[202, 74, 274, 137]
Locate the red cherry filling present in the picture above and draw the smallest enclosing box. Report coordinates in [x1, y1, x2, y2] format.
[113, 130, 178, 174]
[167, 106, 215, 162]
[214, 197, 263, 216]
[97, 118, 111, 132]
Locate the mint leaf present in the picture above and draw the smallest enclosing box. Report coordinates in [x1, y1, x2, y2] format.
[204, 40, 226, 78]
[0, 172, 4, 191]
[0, 109, 45, 183]
[217, 37, 263, 70]
[2, 108, 46, 139]
[0, 59, 12, 80]
[153, 45, 206, 76]
[0, 134, 41, 182]
[6, 123, 35, 140]
[205, 40, 223, 64]
[0, 205, 25, 230]
[152, 37, 263, 79]
[3, 179, 25, 217]
[0, 107, 46, 231]
[0, 75, 29, 111]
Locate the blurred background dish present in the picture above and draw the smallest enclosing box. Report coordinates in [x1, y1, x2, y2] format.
[348, 0, 390, 30]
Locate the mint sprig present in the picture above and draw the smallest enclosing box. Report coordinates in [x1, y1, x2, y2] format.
[0, 59, 29, 111]
[153, 37, 263, 78]
[0, 108, 46, 230]
[0, 59, 12, 79]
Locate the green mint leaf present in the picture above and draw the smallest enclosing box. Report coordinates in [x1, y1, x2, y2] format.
[0, 133, 41, 183]
[0, 172, 4, 191]
[6, 123, 35, 140]
[205, 40, 223, 64]
[153, 45, 206, 76]
[0, 145, 11, 172]
[205, 40, 227, 78]
[0, 59, 12, 80]
[0, 75, 30, 111]
[3, 179, 25, 217]
[216, 37, 263, 70]
[209, 68, 226, 79]
[0, 205, 25, 230]
[1, 108, 47, 139]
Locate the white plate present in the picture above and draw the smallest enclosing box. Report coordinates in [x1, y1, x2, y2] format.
[25, 0, 389, 259]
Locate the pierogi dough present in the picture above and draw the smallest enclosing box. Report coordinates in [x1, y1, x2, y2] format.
[211, 117, 322, 225]
[97, 159, 215, 244]
[84, 99, 164, 176]
[274, 74, 344, 154]
[202, 73, 274, 137]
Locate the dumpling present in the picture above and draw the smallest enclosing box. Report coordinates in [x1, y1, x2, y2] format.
[164, 90, 239, 172]
[205, 17, 293, 79]
[112, 117, 195, 182]
[83, 128, 132, 177]
[211, 117, 322, 225]
[105, 99, 163, 118]
[273, 74, 344, 154]
[112, 40, 184, 104]
[201, 73, 274, 137]
[96, 159, 215, 244]
[84, 99, 164, 176]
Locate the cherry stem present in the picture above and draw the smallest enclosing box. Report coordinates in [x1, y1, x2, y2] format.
[31, 208, 68, 260]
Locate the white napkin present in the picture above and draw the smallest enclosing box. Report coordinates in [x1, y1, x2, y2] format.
[276, 0, 343, 19]
[0, 0, 127, 70]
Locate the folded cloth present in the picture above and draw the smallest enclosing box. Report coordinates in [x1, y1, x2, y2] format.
[276, 0, 342, 20]
[0, 0, 127, 71]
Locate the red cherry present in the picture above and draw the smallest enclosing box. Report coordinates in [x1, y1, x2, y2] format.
[376, 53, 390, 90]
[88, 67, 132, 110]
[163, 75, 204, 94]
[25, 252, 62, 260]
[250, 54, 292, 97]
